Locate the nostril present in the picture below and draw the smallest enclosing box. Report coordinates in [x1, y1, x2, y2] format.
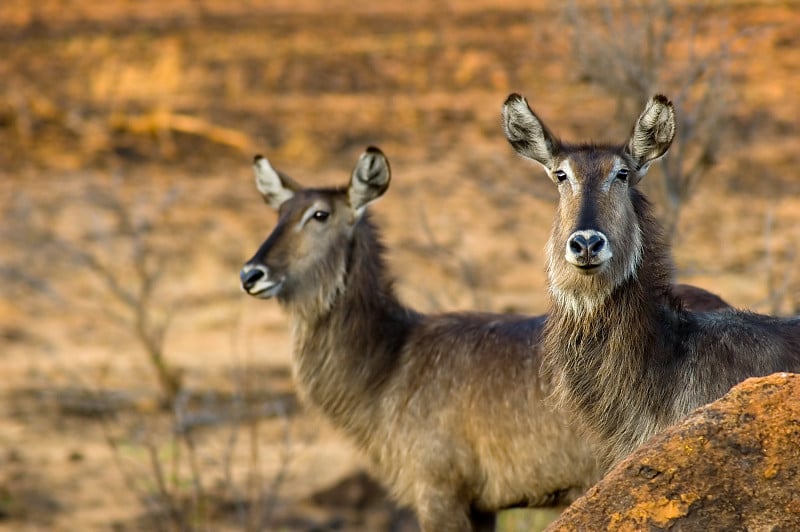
[569, 235, 587, 254]
[587, 234, 606, 255]
[240, 267, 264, 289]
[566, 231, 610, 267]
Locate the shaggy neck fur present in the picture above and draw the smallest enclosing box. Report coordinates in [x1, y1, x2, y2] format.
[543, 189, 681, 465]
[280, 213, 419, 448]
[545, 185, 800, 467]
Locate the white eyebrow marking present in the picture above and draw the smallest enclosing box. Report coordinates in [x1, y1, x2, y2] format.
[551, 159, 579, 193]
[296, 204, 322, 231]
[601, 157, 626, 192]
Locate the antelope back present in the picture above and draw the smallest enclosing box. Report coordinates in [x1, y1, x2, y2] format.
[502, 94, 675, 313]
[240, 147, 391, 312]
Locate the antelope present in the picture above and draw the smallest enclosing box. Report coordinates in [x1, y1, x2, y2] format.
[502, 92, 800, 468]
[239, 147, 729, 531]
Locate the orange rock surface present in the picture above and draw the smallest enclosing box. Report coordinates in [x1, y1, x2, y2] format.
[548, 373, 800, 531]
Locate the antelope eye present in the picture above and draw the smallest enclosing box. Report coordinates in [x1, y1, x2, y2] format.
[312, 210, 330, 222]
[554, 170, 568, 183]
[616, 168, 629, 182]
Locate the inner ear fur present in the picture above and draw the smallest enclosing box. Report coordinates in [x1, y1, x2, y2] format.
[253, 154, 303, 209]
[348, 146, 391, 213]
[502, 93, 561, 170]
[625, 94, 676, 174]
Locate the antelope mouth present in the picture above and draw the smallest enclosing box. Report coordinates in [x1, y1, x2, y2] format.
[565, 255, 608, 274]
[240, 264, 285, 299]
[245, 279, 284, 299]
[571, 262, 605, 276]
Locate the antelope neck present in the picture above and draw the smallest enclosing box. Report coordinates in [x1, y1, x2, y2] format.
[288, 214, 418, 443]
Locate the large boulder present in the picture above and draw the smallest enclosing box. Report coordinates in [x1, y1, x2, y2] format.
[548, 373, 800, 531]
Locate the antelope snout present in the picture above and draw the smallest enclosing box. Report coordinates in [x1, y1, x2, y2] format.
[240, 264, 265, 290]
[240, 263, 284, 298]
[565, 230, 612, 271]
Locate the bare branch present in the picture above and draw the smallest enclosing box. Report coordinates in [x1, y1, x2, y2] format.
[564, 0, 743, 238]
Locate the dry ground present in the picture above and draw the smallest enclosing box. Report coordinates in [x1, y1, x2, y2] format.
[1, 0, 799, 530]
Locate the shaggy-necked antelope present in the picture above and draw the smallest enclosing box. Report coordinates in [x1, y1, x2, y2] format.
[239, 147, 729, 531]
[502, 93, 800, 467]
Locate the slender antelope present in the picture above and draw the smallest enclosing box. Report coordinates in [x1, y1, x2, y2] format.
[502, 93, 800, 467]
[239, 147, 729, 531]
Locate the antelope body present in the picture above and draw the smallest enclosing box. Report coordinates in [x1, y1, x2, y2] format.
[240, 147, 729, 530]
[503, 93, 800, 467]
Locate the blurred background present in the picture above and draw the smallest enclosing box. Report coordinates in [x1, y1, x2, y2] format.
[1, 0, 798, 530]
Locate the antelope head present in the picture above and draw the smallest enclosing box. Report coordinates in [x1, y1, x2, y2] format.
[502, 94, 675, 311]
[240, 147, 391, 312]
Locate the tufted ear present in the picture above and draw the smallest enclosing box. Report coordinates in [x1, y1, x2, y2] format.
[348, 146, 391, 216]
[502, 93, 562, 172]
[624, 94, 676, 182]
[252, 155, 302, 209]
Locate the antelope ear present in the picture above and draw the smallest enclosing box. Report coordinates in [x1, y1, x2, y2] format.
[625, 94, 676, 181]
[252, 155, 301, 209]
[502, 93, 561, 172]
[348, 146, 391, 215]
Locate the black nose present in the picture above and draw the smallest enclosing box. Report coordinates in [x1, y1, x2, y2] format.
[569, 233, 606, 258]
[240, 267, 264, 290]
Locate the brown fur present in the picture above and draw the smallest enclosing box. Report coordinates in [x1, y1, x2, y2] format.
[670, 283, 729, 311]
[503, 93, 800, 468]
[240, 147, 729, 530]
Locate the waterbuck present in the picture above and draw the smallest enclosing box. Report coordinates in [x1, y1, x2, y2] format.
[502, 92, 800, 467]
[239, 147, 729, 530]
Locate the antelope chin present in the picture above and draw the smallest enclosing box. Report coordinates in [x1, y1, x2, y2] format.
[245, 278, 285, 299]
[573, 263, 604, 275]
[565, 257, 608, 276]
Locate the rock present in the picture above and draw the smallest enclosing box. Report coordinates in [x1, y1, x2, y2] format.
[547, 373, 800, 531]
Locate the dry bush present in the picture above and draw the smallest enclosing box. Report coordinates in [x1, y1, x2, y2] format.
[2, 180, 186, 403]
[564, 0, 744, 238]
[1, 177, 297, 530]
[762, 208, 800, 316]
[100, 374, 296, 532]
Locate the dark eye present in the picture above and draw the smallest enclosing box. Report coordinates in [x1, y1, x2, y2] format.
[554, 170, 568, 183]
[616, 168, 629, 182]
[312, 210, 330, 222]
